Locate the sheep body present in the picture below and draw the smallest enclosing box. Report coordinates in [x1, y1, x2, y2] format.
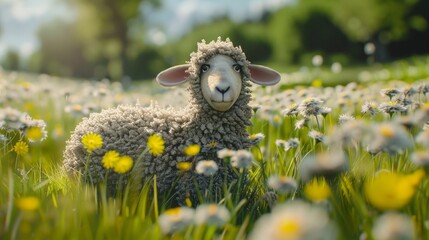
[63, 38, 264, 204]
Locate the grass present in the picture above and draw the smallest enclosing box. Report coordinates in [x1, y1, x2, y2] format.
[1, 57, 429, 239]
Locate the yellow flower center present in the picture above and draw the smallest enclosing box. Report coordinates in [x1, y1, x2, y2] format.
[379, 126, 395, 138]
[26, 126, 44, 142]
[277, 219, 300, 238]
[208, 204, 218, 215]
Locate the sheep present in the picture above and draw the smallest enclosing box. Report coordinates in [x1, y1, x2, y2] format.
[63, 38, 281, 205]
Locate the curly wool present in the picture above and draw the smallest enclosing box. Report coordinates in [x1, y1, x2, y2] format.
[63, 38, 254, 205]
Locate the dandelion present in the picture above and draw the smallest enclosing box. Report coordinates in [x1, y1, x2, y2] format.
[380, 87, 400, 99]
[158, 207, 195, 234]
[364, 169, 425, 210]
[147, 134, 165, 156]
[299, 151, 348, 182]
[113, 155, 133, 174]
[25, 126, 47, 142]
[268, 176, 297, 194]
[195, 160, 218, 176]
[308, 129, 326, 143]
[194, 204, 230, 226]
[15, 196, 40, 211]
[183, 144, 200, 156]
[102, 150, 120, 169]
[13, 141, 29, 156]
[372, 212, 415, 240]
[304, 178, 331, 203]
[249, 200, 336, 240]
[230, 150, 254, 169]
[81, 133, 103, 153]
[361, 101, 377, 118]
[176, 162, 192, 172]
[311, 79, 323, 88]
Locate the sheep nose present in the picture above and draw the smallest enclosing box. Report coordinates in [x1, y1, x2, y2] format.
[215, 86, 230, 95]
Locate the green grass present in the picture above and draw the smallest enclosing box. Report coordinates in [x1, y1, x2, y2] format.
[1, 57, 429, 239]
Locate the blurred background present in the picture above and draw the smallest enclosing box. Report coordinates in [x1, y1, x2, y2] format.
[0, 0, 428, 82]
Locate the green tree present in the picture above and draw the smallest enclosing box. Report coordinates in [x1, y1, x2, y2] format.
[2, 50, 20, 71]
[67, 0, 160, 80]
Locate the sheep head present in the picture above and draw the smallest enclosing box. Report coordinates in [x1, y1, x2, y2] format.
[156, 38, 281, 112]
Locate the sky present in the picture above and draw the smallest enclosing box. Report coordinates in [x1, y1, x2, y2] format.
[0, 0, 293, 59]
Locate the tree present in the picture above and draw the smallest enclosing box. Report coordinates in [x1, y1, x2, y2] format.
[2, 50, 20, 71]
[67, 0, 160, 80]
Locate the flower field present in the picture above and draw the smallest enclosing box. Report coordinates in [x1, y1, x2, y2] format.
[1, 59, 429, 239]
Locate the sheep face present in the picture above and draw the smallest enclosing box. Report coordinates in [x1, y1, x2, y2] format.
[200, 55, 242, 112]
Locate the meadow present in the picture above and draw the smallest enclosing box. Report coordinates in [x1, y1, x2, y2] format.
[1, 57, 429, 240]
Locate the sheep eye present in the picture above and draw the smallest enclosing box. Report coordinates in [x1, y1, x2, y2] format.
[233, 64, 242, 72]
[201, 64, 210, 73]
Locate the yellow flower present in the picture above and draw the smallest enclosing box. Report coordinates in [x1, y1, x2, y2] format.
[81, 133, 103, 153]
[147, 134, 165, 156]
[311, 79, 323, 88]
[15, 196, 40, 211]
[102, 150, 120, 169]
[113, 155, 134, 174]
[185, 197, 192, 207]
[183, 144, 200, 156]
[26, 126, 45, 142]
[304, 178, 331, 202]
[364, 170, 425, 211]
[13, 141, 29, 156]
[177, 162, 192, 171]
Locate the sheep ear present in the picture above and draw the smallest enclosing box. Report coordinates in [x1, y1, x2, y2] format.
[156, 64, 190, 86]
[248, 64, 281, 86]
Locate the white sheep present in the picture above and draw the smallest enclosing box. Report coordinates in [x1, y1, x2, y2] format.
[63, 38, 280, 205]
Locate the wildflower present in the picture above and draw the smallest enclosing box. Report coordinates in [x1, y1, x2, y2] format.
[248, 133, 265, 143]
[194, 204, 230, 226]
[282, 103, 299, 116]
[217, 148, 236, 159]
[311, 79, 323, 88]
[249, 200, 336, 240]
[364, 169, 425, 210]
[372, 212, 415, 240]
[308, 129, 326, 143]
[268, 176, 297, 194]
[299, 151, 348, 182]
[304, 178, 331, 203]
[102, 150, 120, 169]
[230, 150, 254, 169]
[276, 138, 299, 151]
[312, 55, 323, 67]
[329, 120, 368, 147]
[13, 141, 29, 156]
[331, 62, 342, 73]
[411, 151, 429, 167]
[295, 118, 308, 130]
[158, 207, 194, 234]
[176, 162, 192, 172]
[195, 160, 218, 176]
[113, 155, 133, 174]
[380, 88, 400, 99]
[297, 97, 324, 118]
[362, 101, 378, 118]
[338, 114, 355, 125]
[147, 134, 165, 156]
[367, 123, 413, 155]
[25, 126, 47, 142]
[15, 196, 40, 211]
[81, 133, 103, 153]
[416, 129, 429, 147]
[378, 101, 407, 116]
[183, 144, 200, 156]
